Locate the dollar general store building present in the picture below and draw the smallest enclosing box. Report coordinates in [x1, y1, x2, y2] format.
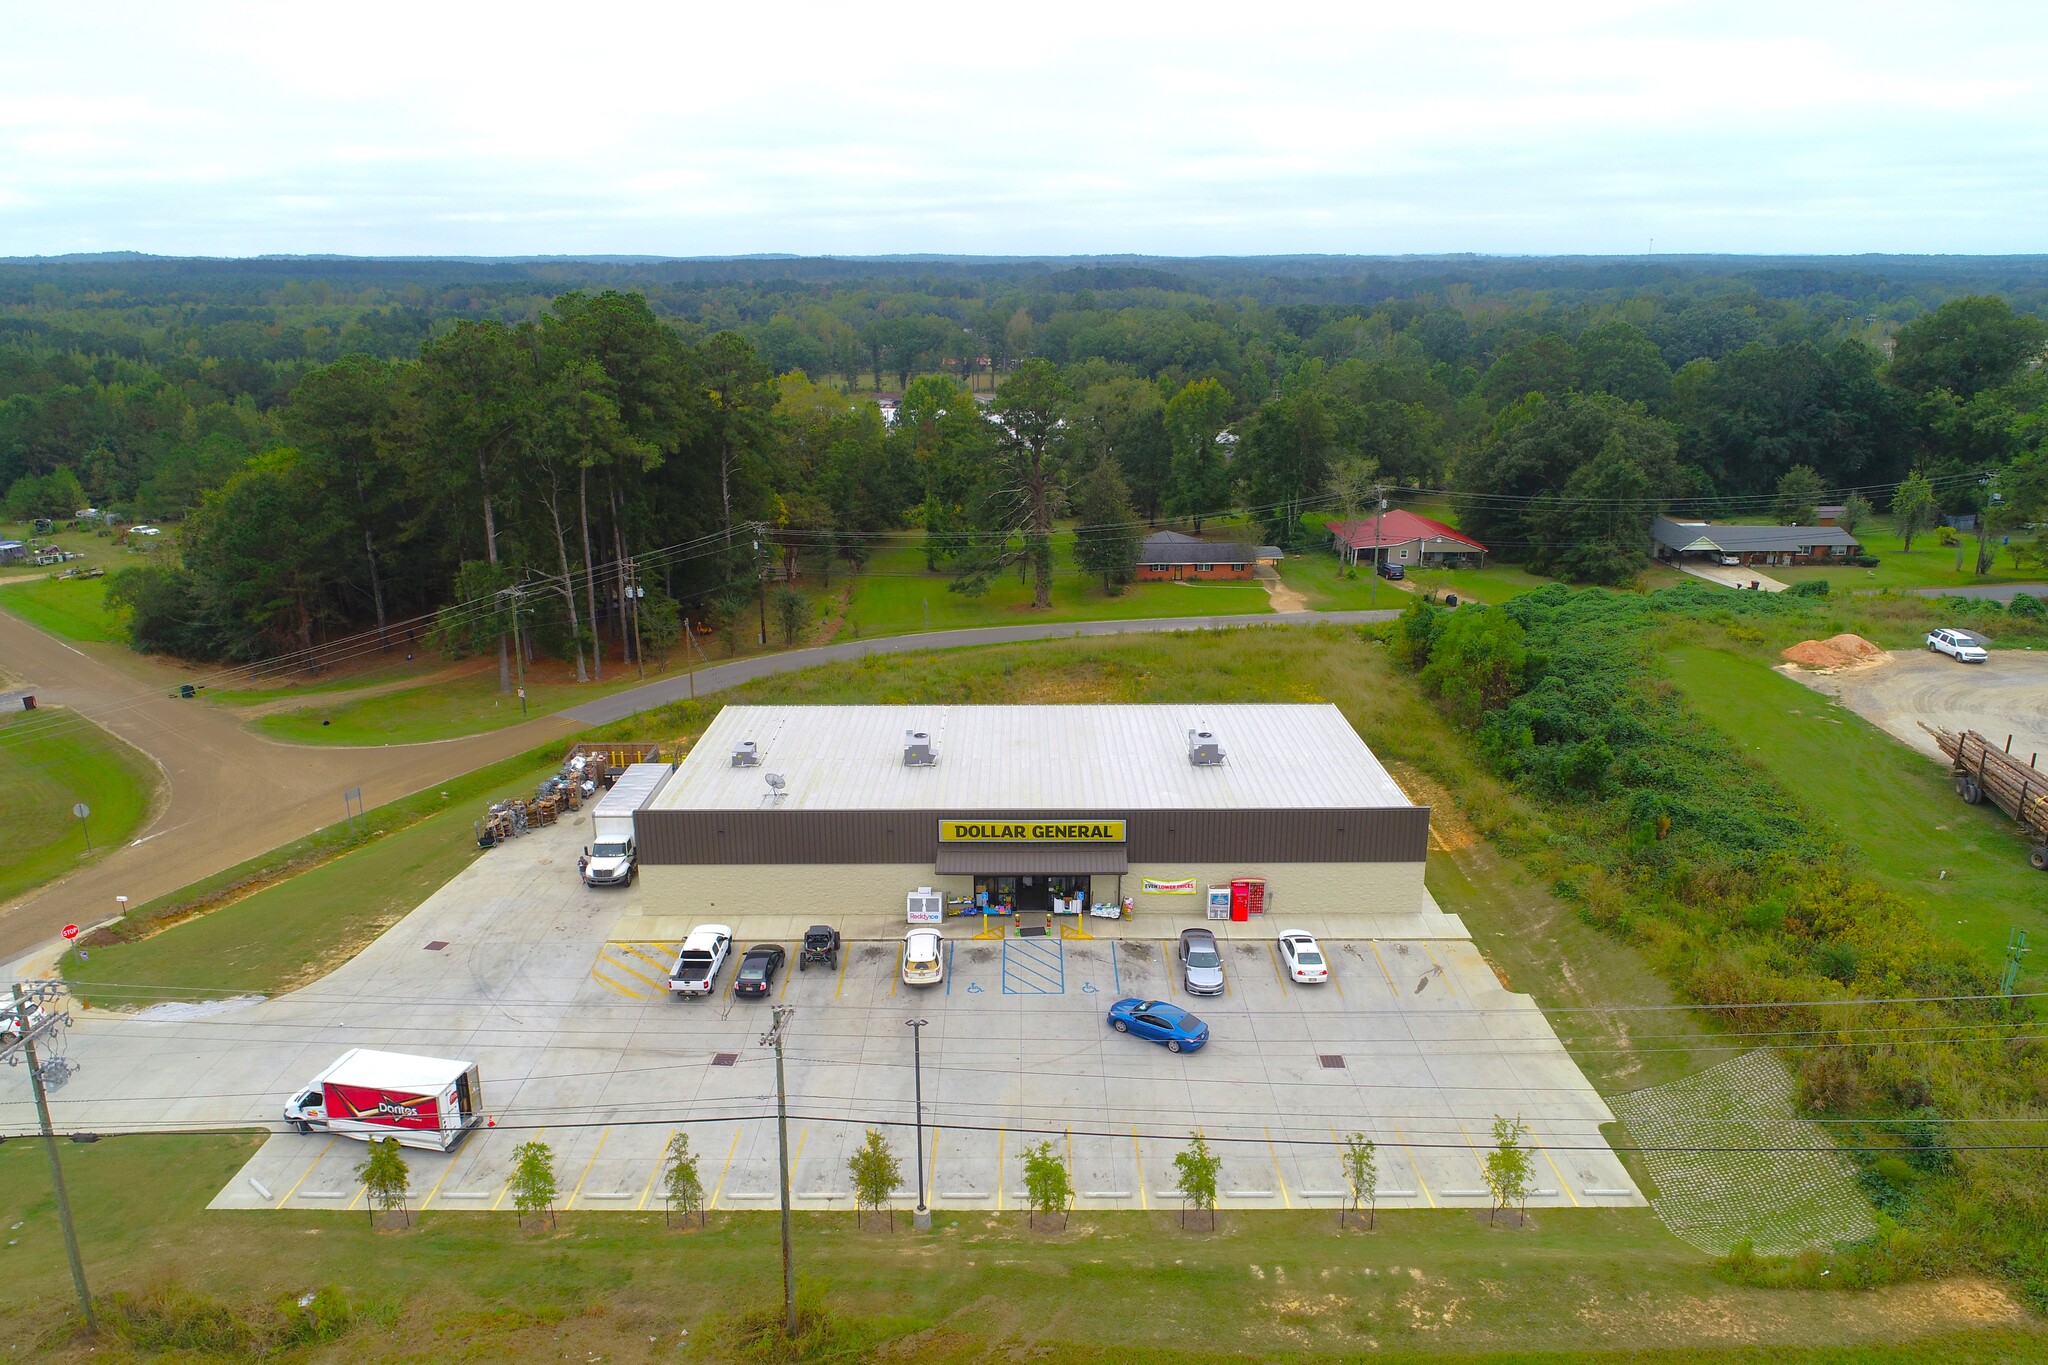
[633, 704, 1429, 924]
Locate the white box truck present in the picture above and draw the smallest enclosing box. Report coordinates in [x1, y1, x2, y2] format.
[281, 1049, 483, 1151]
[581, 761, 671, 887]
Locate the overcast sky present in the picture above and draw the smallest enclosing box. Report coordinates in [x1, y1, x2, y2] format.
[3, 1, 2044, 257]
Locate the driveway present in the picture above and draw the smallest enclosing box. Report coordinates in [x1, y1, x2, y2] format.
[1788, 649, 2048, 763]
[1676, 562, 1787, 592]
[0, 610, 579, 962]
[6, 818, 1637, 1217]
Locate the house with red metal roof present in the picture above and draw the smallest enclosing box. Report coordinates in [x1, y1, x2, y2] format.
[1327, 511, 1487, 569]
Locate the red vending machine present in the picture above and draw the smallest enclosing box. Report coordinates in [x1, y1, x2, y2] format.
[1229, 878, 1266, 920]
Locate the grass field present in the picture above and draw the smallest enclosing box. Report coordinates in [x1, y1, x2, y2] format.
[837, 537, 1271, 639]
[3, 1133, 2038, 1364]
[0, 707, 157, 905]
[0, 572, 128, 643]
[1665, 646, 2048, 978]
[62, 754, 561, 1004]
[1274, 549, 1416, 609]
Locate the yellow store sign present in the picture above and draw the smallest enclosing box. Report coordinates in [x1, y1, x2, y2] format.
[939, 818, 1126, 843]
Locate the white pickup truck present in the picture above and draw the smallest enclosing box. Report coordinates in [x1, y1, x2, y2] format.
[668, 924, 733, 998]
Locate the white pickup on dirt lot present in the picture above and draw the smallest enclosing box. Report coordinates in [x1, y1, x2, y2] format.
[5, 819, 1640, 1215]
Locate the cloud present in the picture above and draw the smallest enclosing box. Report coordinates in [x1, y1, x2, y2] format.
[1, 0, 2044, 254]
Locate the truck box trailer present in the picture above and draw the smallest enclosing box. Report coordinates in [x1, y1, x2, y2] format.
[282, 1049, 483, 1151]
[582, 761, 673, 887]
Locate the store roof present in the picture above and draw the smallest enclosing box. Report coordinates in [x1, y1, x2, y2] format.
[653, 704, 1413, 813]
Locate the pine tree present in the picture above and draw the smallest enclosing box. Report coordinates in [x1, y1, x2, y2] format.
[1070, 457, 1141, 595]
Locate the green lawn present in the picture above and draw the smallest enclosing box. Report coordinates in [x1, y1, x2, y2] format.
[1274, 549, 1413, 610]
[837, 537, 1271, 639]
[0, 572, 128, 643]
[205, 657, 457, 707]
[1404, 561, 1564, 606]
[0, 707, 158, 904]
[1666, 646, 2048, 979]
[63, 757, 561, 1003]
[248, 663, 681, 745]
[5, 1133, 2039, 1363]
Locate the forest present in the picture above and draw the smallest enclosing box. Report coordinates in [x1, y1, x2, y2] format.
[3, 252, 2046, 667]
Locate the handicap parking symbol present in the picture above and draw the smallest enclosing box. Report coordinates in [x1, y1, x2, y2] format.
[966, 982, 984, 994]
[1080, 981, 1099, 994]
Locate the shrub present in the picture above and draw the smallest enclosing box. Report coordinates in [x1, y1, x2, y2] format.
[2009, 593, 2044, 619]
[1785, 578, 1831, 597]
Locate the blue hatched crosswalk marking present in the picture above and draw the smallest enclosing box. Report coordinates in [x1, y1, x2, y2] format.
[1001, 937, 1066, 994]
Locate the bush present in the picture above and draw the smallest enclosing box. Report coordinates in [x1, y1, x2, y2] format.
[1785, 578, 1831, 597]
[1850, 553, 1881, 567]
[101, 1283, 354, 1357]
[2009, 593, 2044, 619]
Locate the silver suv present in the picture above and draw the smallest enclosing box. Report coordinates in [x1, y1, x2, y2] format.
[1178, 927, 1225, 996]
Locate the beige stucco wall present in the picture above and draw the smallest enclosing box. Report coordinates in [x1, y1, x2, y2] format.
[637, 860, 1425, 922]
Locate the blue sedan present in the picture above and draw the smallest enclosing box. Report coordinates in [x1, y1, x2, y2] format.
[1106, 998, 1210, 1052]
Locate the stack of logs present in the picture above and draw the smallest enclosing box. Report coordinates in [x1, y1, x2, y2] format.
[1930, 725, 2048, 870]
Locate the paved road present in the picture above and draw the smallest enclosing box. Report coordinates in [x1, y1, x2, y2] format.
[1905, 583, 2048, 604]
[563, 610, 1400, 726]
[0, 609, 579, 962]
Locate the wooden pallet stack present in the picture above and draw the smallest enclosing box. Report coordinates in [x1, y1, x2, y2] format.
[1929, 725, 2048, 871]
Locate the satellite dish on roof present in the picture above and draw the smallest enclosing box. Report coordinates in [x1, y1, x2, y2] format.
[764, 772, 786, 790]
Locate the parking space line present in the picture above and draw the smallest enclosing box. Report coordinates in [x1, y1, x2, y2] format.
[346, 1183, 365, 1212]
[929, 1126, 941, 1190]
[605, 954, 665, 993]
[1133, 1130, 1147, 1210]
[566, 1128, 610, 1208]
[779, 953, 795, 998]
[589, 967, 642, 999]
[1541, 1146, 1581, 1207]
[834, 943, 849, 999]
[994, 1129, 1004, 1212]
[1111, 941, 1121, 994]
[276, 1137, 335, 1207]
[1161, 941, 1176, 996]
[1269, 942, 1286, 987]
[1392, 1123, 1435, 1208]
[944, 939, 954, 995]
[1266, 1128, 1292, 1210]
[890, 942, 902, 997]
[638, 1128, 677, 1210]
[495, 1129, 543, 1210]
[419, 1147, 462, 1211]
[1000, 938, 1064, 995]
[623, 944, 671, 973]
[1368, 941, 1397, 991]
[1421, 944, 1463, 1002]
[709, 1126, 742, 1209]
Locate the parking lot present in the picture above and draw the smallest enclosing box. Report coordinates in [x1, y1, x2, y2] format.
[7, 817, 1640, 1216]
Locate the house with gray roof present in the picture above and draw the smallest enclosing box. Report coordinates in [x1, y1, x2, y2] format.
[1137, 530, 1257, 581]
[1651, 516, 1861, 567]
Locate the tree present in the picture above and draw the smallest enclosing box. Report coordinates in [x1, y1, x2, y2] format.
[281, 354, 409, 648]
[1164, 378, 1233, 532]
[1837, 491, 1873, 537]
[1525, 437, 1655, 585]
[1237, 389, 1337, 548]
[1072, 377, 1171, 522]
[1069, 457, 1141, 595]
[1483, 1115, 1533, 1226]
[1576, 321, 1672, 408]
[1479, 334, 1578, 410]
[1891, 470, 1940, 552]
[1020, 1140, 1073, 1230]
[847, 1128, 903, 1230]
[1172, 1130, 1221, 1230]
[662, 1133, 706, 1228]
[1419, 607, 1527, 727]
[950, 360, 1071, 608]
[1889, 296, 2048, 400]
[1773, 464, 1826, 525]
[353, 1137, 411, 1228]
[773, 586, 809, 645]
[510, 1139, 558, 1229]
[1340, 1132, 1379, 1229]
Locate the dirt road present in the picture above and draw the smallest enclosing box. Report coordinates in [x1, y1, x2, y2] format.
[1788, 649, 2048, 764]
[0, 609, 578, 963]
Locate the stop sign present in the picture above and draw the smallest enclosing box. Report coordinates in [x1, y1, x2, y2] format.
[61, 924, 79, 940]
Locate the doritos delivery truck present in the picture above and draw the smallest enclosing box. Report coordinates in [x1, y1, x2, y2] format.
[282, 1048, 482, 1151]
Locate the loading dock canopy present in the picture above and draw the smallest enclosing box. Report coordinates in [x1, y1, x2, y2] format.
[935, 844, 1129, 874]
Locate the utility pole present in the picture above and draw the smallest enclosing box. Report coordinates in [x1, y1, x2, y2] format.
[1368, 493, 1386, 608]
[10, 983, 94, 1336]
[761, 1004, 797, 1336]
[626, 557, 645, 680]
[752, 529, 769, 647]
[503, 588, 528, 715]
[907, 1019, 929, 1230]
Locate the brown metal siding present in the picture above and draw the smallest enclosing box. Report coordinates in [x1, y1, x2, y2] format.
[636, 806, 1429, 865]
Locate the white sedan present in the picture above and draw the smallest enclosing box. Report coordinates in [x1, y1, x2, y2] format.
[902, 928, 944, 987]
[1277, 930, 1329, 984]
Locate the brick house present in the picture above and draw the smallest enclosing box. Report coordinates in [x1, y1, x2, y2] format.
[1136, 531, 1257, 582]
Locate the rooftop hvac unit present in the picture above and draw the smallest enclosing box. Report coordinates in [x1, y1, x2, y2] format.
[1187, 728, 1225, 767]
[730, 740, 760, 768]
[903, 730, 937, 767]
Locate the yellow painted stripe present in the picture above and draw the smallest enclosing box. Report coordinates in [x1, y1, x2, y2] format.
[566, 1128, 611, 1208]
[1266, 1127, 1292, 1210]
[589, 967, 643, 999]
[1395, 1123, 1435, 1208]
[623, 944, 672, 972]
[1368, 941, 1397, 992]
[1421, 943, 1462, 1002]
[833, 940, 850, 999]
[603, 953, 665, 992]
[1269, 941, 1286, 987]
[889, 943, 903, 997]
[709, 1126, 743, 1209]
[494, 1128, 543, 1211]
[638, 1128, 678, 1211]
[276, 1137, 336, 1208]
[1133, 1129, 1147, 1210]
[419, 1146, 461, 1210]
[1541, 1146, 1582, 1207]
[994, 1128, 1005, 1212]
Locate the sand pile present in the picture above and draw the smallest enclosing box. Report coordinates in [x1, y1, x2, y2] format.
[1780, 633, 1887, 670]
